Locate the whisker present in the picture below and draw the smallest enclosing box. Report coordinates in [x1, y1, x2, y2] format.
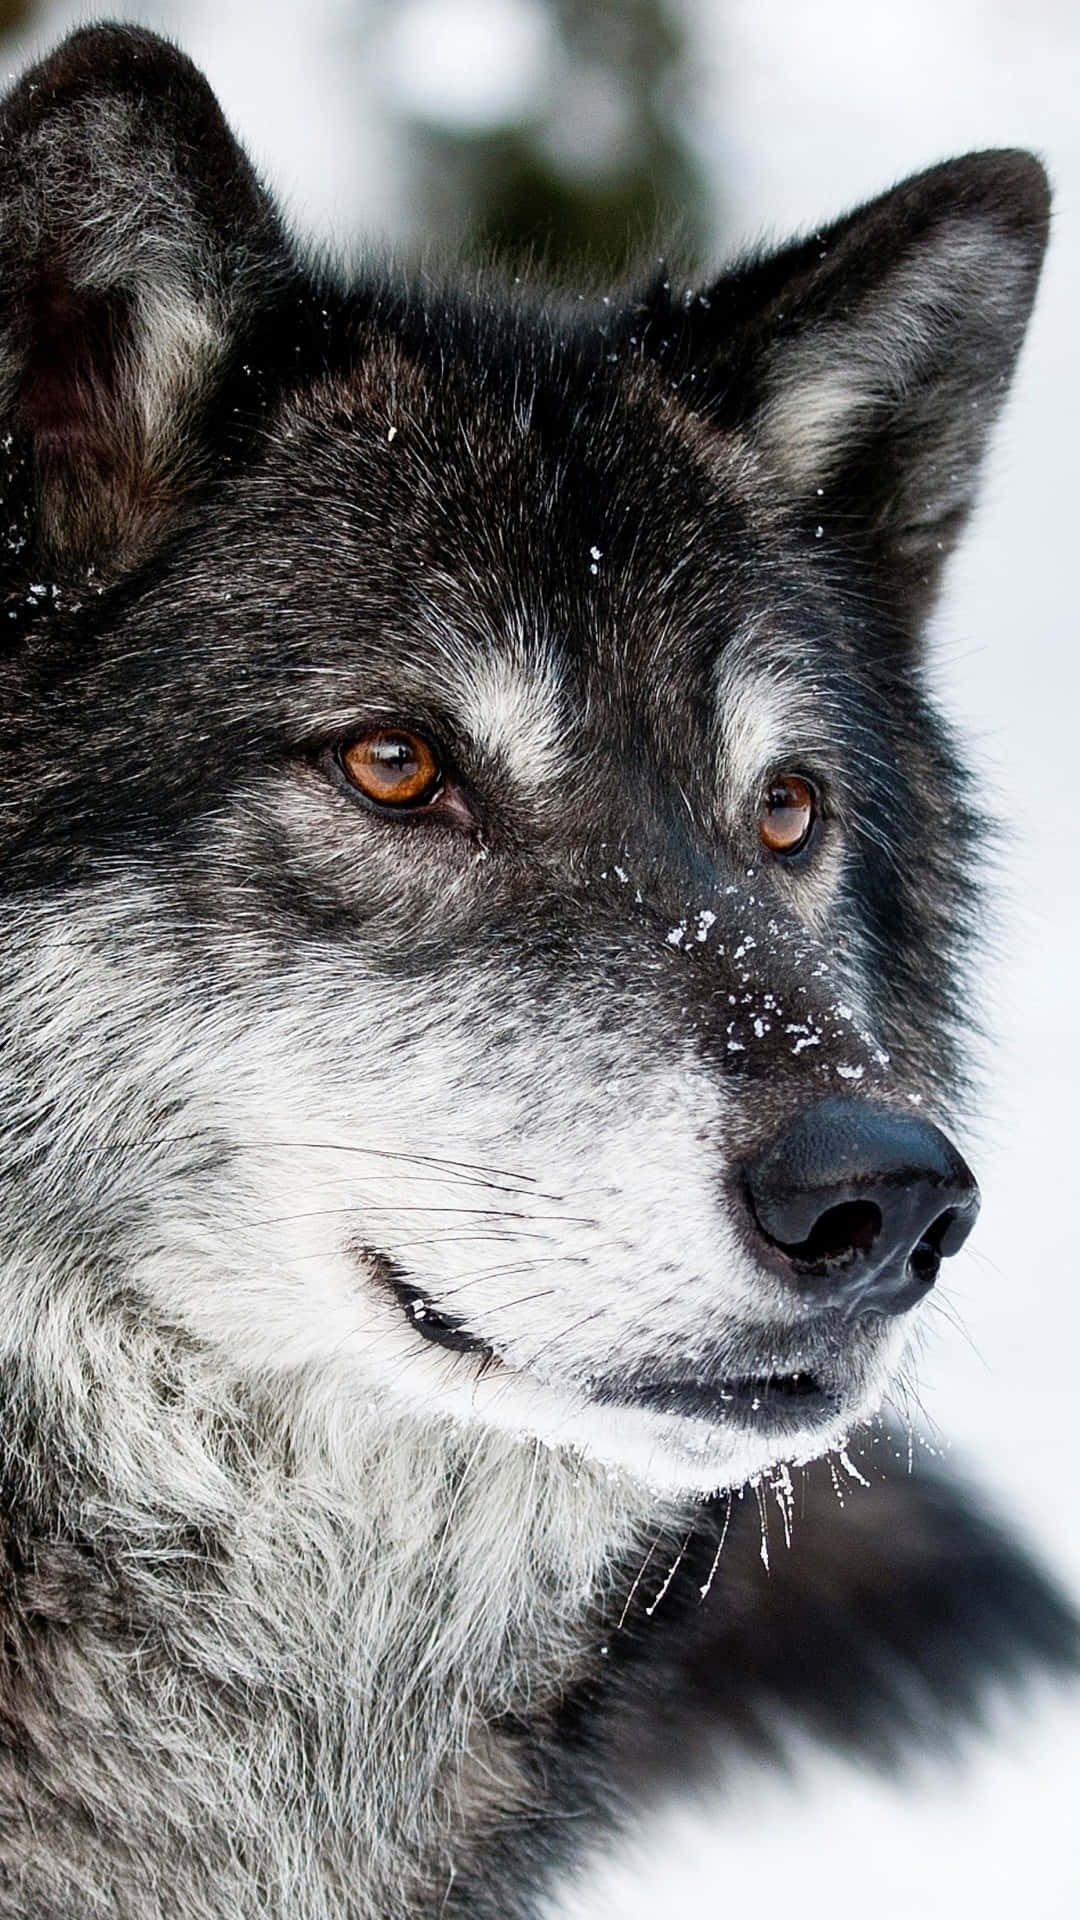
[432, 1255, 587, 1304]
[644, 1525, 695, 1618]
[616, 1525, 667, 1630]
[472, 1289, 558, 1318]
[83, 1132, 544, 1193]
[924, 1293, 986, 1366]
[698, 1494, 733, 1601]
[255, 1204, 598, 1228]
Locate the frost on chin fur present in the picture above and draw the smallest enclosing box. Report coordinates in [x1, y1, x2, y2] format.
[0, 22, 1077, 1920]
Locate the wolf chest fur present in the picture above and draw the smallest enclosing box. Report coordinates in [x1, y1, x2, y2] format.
[0, 22, 1075, 1920]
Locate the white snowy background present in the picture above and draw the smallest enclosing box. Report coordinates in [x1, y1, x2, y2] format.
[6, 2, 1078, 1913]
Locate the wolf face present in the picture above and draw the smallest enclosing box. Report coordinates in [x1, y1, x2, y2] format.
[0, 28, 1048, 1493]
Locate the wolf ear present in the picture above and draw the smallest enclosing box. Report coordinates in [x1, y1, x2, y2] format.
[0, 25, 286, 584]
[645, 153, 1050, 633]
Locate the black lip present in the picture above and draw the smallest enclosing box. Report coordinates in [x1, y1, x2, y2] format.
[589, 1368, 841, 1433]
[395, 1280, 488, 1355]
[362, 1248, 493, 1357]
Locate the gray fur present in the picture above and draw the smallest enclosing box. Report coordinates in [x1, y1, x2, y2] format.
[0, 24, 1067, 1920]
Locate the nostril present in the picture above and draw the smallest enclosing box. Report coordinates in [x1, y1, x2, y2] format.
[776, 1199, 883, 1271]
[909, 1208, 960, 1287]
[924, 1208, 958, 1254]
[927, 1204, 974, 1258]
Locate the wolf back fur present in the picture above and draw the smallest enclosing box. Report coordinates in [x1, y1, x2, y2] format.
[0, 24, 1076, 1920]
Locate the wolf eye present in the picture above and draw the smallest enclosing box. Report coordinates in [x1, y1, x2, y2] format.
[759, 775, 816, 855]
[340, 729, 443, 809]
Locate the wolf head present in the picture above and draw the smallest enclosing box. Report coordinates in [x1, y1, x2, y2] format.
[0, 27, 1049, 1492]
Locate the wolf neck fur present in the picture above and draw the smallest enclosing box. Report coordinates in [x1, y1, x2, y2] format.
[0, 1284, 664, 1913]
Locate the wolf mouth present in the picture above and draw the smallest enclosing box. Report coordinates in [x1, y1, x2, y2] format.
[366, 1249, 846, 1436]
[596, 1368, 842, 1433]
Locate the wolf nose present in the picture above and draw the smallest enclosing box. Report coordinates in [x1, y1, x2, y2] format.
[742, 1096, 979, 1316]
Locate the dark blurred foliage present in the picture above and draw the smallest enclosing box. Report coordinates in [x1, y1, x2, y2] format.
[388, 0, 709, 277]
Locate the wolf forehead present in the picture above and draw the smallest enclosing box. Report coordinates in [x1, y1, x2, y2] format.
[52, 316, 862, 778]
[5, 306, 862, 829]
[220, 313, 796, 686]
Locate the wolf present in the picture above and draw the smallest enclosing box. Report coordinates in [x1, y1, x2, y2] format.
[0, 20, 1074, 1920]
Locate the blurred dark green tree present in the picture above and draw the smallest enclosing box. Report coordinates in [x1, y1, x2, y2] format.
[381, 0, 708, 275]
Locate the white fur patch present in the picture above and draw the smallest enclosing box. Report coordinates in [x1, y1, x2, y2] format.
[452, 635, 571, 794]
[715, 623, 802, 808]
[756, 224, 1027, 494]
[758, 365, 870, 494]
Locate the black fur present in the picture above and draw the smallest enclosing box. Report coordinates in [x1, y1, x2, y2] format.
[0, 24, 1074, 1920]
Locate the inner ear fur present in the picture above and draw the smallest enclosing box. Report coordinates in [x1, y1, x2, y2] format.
[641, 151, 1050, 633]
[0, 23, 287, 581]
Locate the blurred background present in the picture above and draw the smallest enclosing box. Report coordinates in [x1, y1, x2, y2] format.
[4, 1, 1077, 1913]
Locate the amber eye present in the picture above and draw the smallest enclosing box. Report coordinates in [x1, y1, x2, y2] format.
[759, 774, 817, 855]
[340, 729, 443, 809]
